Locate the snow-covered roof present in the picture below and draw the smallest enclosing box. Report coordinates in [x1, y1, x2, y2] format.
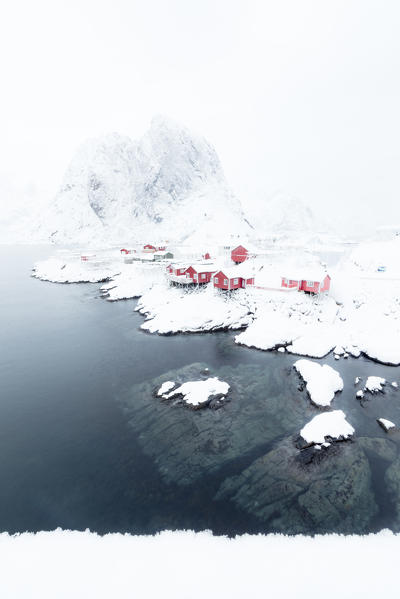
[154, 250, 172, 256]
[214, 263, 257, 279]
[232, 242, 259, 253]
[281, 267, 329, 282]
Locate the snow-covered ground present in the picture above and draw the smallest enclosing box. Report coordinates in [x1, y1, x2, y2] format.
[32, 256, 120, 284]
[0, 529, 398, 598]
[136, 284, 254, 334]
[294, 359, 343, 407]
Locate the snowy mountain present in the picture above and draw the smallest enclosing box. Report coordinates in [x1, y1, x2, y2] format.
[248, 192, 320, 236]
[34, 116, 251, 245]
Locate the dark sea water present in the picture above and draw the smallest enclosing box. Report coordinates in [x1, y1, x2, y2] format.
[1, 245, 400, 535]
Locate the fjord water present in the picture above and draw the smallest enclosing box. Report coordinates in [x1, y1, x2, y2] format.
[1, 246, 400, 535]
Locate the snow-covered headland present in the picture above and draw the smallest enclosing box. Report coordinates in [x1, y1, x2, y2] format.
[31, 235, 400, 367]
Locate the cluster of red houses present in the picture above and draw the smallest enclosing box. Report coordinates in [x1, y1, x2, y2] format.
[165, 244, 331, 295]
[166, 262, 255, 290]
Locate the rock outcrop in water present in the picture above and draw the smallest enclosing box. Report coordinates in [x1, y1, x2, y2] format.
[119, 360, 400, 534]
[215, 437, 377, 534]
[119, 362, 315, 487]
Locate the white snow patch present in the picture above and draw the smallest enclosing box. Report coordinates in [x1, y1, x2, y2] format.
[364, 376, 386, 393]
[294, 359, 343, 407]
[392, 382, 398, 388]
[235, 311, 301, 351]
[377, 418, 396, 432]
[300, 410, 354, 445]
[286, 325, 337, 359]
[157, 381, 176, 397]
[356, 390, 365, 399]
[165, 377, 230, 407]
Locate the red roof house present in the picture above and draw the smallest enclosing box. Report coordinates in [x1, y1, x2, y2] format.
[281, 271, 331, 294]
[213, 267, 255, 290]
[185, 265, 217, 285]
[231, 245, 249, 264]
[143, 244, 156, 252]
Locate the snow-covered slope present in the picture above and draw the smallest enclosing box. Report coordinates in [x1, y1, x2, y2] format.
[248, 192, 315, 233]
[35, 116, 250, 245]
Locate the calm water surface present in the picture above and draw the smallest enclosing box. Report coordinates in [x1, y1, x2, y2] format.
[1, 245, 400, 535]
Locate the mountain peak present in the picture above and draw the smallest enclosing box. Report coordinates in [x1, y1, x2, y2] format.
[36, 117, 250, 244]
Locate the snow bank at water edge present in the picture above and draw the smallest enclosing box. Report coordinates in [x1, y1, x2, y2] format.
[159, 377, 230, 407]
[32, 257, 120, 283]
[286, 325, 338, 358]
[0, 529, 398, 598]
[136, 284, 255, 334]
[300, 410, 354, 445]
[294, 359, 343, 407]
[100, 263, 165, 300]
[234, 294, 339, 355]
[234, 311, 302, 350]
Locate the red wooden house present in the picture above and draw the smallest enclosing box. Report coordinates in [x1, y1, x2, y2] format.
[185, 265, 217, 285]
[166, 264, 189, 277]
[143, 244, 166, 253]
[231, 245, 249, 264]
[213, 268, 255, 290]
[281, 271, 331, 294]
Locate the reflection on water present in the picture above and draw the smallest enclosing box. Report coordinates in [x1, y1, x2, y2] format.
[1, 246, 400, 535]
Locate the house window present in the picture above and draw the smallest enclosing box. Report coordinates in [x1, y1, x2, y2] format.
[306, 281, 314, 287]
[193, 273, 197, 279]
[283, 278, 288, 285]
[224, 279, 228, 285]
[201, 273, 206, 279]
[234, 278, 239, 285]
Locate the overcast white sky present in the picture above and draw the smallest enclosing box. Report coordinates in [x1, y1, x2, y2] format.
[1, 0, 400, 230]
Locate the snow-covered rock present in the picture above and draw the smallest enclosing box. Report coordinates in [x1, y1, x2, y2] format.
[392, 382, 398, 388]
[35, 116, 251, 245]
[333, 345, 345, 355]
[300, 410, 355, 445]
[164, 377, 230, 407]
[377, 418, 396, 432]
[364, 376, 386, 393]
[356, 390, 365, 399]
[157, 381, 176, 397]
[294, 359, 343, 407]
